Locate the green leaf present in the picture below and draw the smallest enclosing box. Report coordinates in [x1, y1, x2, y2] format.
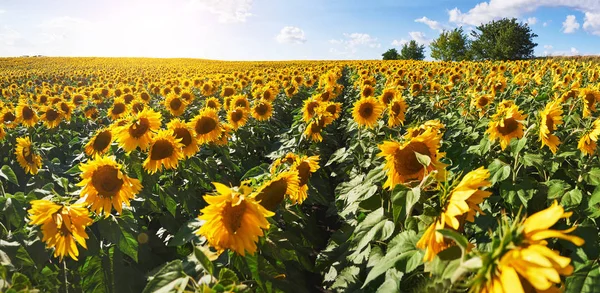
[0, 165, 19, 186]
[193, 246, 214, 275]
[545, 180, 571, 200]
[406, 187, 421, 218]
[80, 255, 110, 293]
[561, 188, 583, 209]
[488, 159, 510, 184]
[376, 269, 403, 293]
[142, 260, 190, 293]
[326, 147, 348, 166]
[168, 219, 201, 247]
[414, 151, 431, 168]
[565, 260, 600, 293]
[64, 164, 81, 175]
[10, 272, 32, 291]
[584, 168, 600, 186]
[512, 137, 527, 155]
[218, 268, 238, 287]
[437, 229, 469, 259]
[522, 153, 544, 168]
[391, 184, 409, 223]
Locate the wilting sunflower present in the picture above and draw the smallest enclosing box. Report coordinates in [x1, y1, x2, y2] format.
[387, 97, 408, 127]
[352, 97, 384, 128]
[15, 102, 38, 127]
[190, 108, 222, 144]
[252, 100, 273, 121]
[15, 136, 43, 175]
[28, 200, 93, 261]
[486, 103, 527, 150]
[252, 171, 300, 211]
[302, 97, 322, 122]
[539, 100, 563, 154]
[109, 98, 128, 120]
[227, 107, 249, 130]
[290, 155, 320, 204]
[85, 127, 114, 156]
[205, 97, 221, 110]
[164, 92, 188, 116]
[143, 129, 184, 174]
[167, 118, 199, 158]
[379, 88, 398, 106]
[78, 155, 142, 216]
[378, 128, 446, 189]
[114, 108, 162, 152]
[197, 183, 274, 256]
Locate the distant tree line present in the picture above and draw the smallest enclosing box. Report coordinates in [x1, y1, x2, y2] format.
[382, 18, 538, 61]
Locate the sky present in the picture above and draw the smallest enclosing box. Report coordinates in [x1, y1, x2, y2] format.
[0, 0, 599, 60]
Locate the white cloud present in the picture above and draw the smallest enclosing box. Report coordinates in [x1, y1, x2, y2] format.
[562, 15, 580, 33]
[543, 21, 549, 26]
[409, 31, 432, 45]
[415, 16, 445, 31]
[328, 33, 381, 58]
[526, 17, 538, 25]
[276, 26, 306, 44]
[543, 45, 554, 50]
[391, 39, 408, 47]
[0, 25, 21, 46]
[191, 0, 253, 23]
[0, 9, 5, 14]
[583, 12, 600, 35]
[571, 47, 580, 54]
[448, 0, 600, 26]
[543, 46, 581, 56]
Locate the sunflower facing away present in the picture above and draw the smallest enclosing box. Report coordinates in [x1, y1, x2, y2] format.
[143, 129, 184, 174]
[85, 127, 114, 157]
[252, 171, 300, 211]
[78, 155, 142, 216]
[167, 118, 199, 158]
[378, 128, 446, 189]
[302, 97, 322, 122]
[352, 97, 384, 128]
[578, 119, 600, 155]
[114, 108, 162, 152]
[539, 99, 563, 154]
[15, 136, 43, 175]
[190, 108, 222, 145]
[486, 102, 527, 150]
[28, 200, 93, 261]
[291, 155, 320, 204]
[197, 183, 274, 256]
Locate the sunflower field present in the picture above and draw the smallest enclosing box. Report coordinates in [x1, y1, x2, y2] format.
[0, 57, 599, 293]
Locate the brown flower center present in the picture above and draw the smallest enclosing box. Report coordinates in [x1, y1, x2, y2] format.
[255, 103, 269, 116]
[22, 107, 34, 120]
[150, 139, 174, 160]
[91, 165, 124, 198]
[195, 117, 217, 135]
[170, 98, 182, 111]
[255, 179, 288, 211]
[391, 102, 402, 116]
[359, 102, 374, 118]
[231, 109, 244, 122]
[223, 199, 247, 233]
[46, 109, 59, 122]
[382, 92, 394, 105]
[128, 118, 150, 138]
[362, 87, 374, 97]
[297, 162, 311, 186]
[60, 103, 70, 114]
[545, 116, 555, 131]
[22, 146, 35, 164]
[173, 128, 192, 147]
[497, 118, 519, 135]
[93, 130, 112, 151]
[112, 103, 125, 115]
[393, 141, 432, 176]
[478, 97, 488, 107]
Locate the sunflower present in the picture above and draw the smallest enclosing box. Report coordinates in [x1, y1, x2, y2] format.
[378, 128, 446, 189]
[578, 122, 600, 156]
[302, 97, 322, 122]
[580, 88, 600, 118]
[78, 155, 142, 216]
[304, 114, 331, 142]
[85, 127, 114, 156]
[486, 103, 527, 150]
[114, 108, 162, 152]
[213, 123, 233, 146]
[360, 85, 375, 98]
[14, 102, 38, 127]
[227, 107, 249, 130]
[285, 85, 298, 97]
[379, 88, 398, 106]
[205, 97, 221, 110]
[143, 129, 184, 174]
[472, 94, 493, 113]
[164, 92, 188, 116]
[28, 200, 93, 261]
[167, 118, 199, 158]
[352, 97, 384, 128]
[539, 100, 563, 154]
[130, 99, 145, 114]
[290, 155, 320, 204]
[58, 101, 74, 121]
[270, 152, 299, 174]
[180, 90, 195, 103]
[415, 218, 452, 262]
[197, 183, 274, 256]
[138, 91, 152, 103]
[324, 102, 342, 121]
[84, 106, 98, 120]
[1, 108, 17, 128]
[109, 98, 128, 120]
[15, 136, 43, 175]
[442, 167, 491, 229]
[221, 86, 236, 97]
[387, 97, 408, 127]
[252, 171, 300, 211]
[190, 108, 222, 144]
[252, 100, 273, 121]
[231, 95, 250, 111]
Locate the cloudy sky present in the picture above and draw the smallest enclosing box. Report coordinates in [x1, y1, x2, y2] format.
[0, 0, 599, 60]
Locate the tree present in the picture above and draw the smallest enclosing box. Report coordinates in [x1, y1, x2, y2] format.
[382, 48, 400, 60]
[470, 18, 537, 60]
[399, 40, 426, 60]
[430, 27, 471, 61]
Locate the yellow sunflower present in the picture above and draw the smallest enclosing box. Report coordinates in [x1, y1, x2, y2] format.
[324, 102, 342, 121]
[486, 103, 527, 150]
[84, 106, 98, 120]
[143, 129, 184, 174]
[227, 107, 249, 130]
[15, 102, 38, 127]
[379, 88, 398, 106]
[387, 97, 408, 127]
[539, 100, 563, 154]
[302, 97, 322, 122]
[15, 136, 43, 175]
[352, 97, 384, 128]
[114, 108, 162, 152]
[78, 155, 142, 216]
[85, 127, 114, 157]
[109, 98, 128, 120]
[205, 97, 221, 110]
[270, 152, 299, 174]
[40, 106, 62, 129]
[58, 101, 74, 121]
[581, 88, 600, 118]
[360, 85, 375, 98]
[190, 108, 222, 144]
[578, 120, 600, 155]
[251, 100, 273, 121]
[231, 95, 250, 110]
[164, 92, 188, 116]
[291, 155, 320, 204]
[304, 115, 329, 142]
[167, 118, 199, 158]
[197, 183, 274, 256]
[213, 122, 233, 146]
[252, 171, 300, 211]
[378, 128, 446, 189]
[28, 200, 93, 261]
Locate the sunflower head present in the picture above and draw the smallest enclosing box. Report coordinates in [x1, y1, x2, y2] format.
[352, 97, 384, 129]
[227, 107, 249, 130]
[205, 97, 221, 110]
[143, 129, 185, 174]
[487, 103, 528, 150]
[85, 127, 114, 157]
[387, 97, 407, 127]
[252, 171, 300, 211]
[167, 118, 199, 158]
[190, 108, 222, 145]
[15, 136, 43, 175]
[164, 92, 188, 116]
[114, 108, 162, 152]
[252, 100, 273, 121]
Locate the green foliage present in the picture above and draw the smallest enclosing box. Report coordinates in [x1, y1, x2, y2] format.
[382, 48, 400, 60]
[470, 18, 538, 60]
[429, 27, 471, 61]
[400, 40, 426, 60]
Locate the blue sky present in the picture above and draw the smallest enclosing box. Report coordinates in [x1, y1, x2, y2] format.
[0, 0, 599, 60]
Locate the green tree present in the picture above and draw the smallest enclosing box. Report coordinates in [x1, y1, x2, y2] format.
[382, 48, 400, 60]
[470, 18, 537, 60]
[399, 40, 426, 60]
[430, 27, 471, 61]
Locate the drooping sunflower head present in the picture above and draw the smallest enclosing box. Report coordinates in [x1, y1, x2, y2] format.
[143, 129, 185, 174]
[252, 171, 300, 211]
[15, 136, 43, 175]
[167, 118, 199, 158]
[190, 108, 222, 145]
[486, 103, 528, 150]
[85, 127, 114, 157]
[387, 97, 408, 127]
[290, 155, 320, 204]
[539, 99, 564, 154]
[114, 108, 162, 153]
[78, 155, 142, 216]
[197, 182, 274, 256]
[302, 97, 322, 122]
[227, 107, 249, 130]
[252, 100, 273, 121]
[352, 97, 384, 129]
